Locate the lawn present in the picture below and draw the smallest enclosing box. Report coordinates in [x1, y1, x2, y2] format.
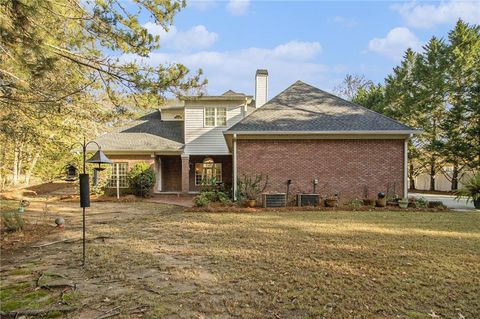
[1, 200, 479, 318]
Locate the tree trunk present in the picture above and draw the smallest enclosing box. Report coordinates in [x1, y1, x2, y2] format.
[17, 146, 23, 185]
[429, 159, 436, 191]
[450, 163, 459, 191]
[25, 151, 40, 186]
[409, 163, 416, 190]
[12, 145, 19, 186]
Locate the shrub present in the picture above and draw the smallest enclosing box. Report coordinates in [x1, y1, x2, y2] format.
[237, 174, 268, 201]
[193, 187, 232, 207]
[194, 193, 211, 207]
[346, 198, 363, 209]
[127, 162, 155, 197]
[455, 173, 480, 204]
[2, 212, 25, 231]
[415, 197, 428, 208]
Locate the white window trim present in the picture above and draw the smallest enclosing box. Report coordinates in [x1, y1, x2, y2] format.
[204, 107, 227, 128]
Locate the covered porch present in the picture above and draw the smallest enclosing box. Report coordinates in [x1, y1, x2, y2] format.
[156, 154, 232, 194]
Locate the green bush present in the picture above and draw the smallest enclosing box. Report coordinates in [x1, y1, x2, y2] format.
[414, 197, 428, 208]
[127, 162, 156, 197]
[237, 174, 268, 201]
[2, 212, 25, 231]
[346, 198, 363, 209]
[193, 189, 232, 207]
[455, 173, 480, 204]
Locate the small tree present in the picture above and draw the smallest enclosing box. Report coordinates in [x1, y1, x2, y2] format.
[237, 174, 269, 201]
[127, 162, 156, 198]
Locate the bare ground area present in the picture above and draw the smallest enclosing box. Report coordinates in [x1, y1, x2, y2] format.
[1, 199, 479, 318]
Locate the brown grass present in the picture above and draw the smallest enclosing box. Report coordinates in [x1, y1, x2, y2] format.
[1, 200, 479, 318]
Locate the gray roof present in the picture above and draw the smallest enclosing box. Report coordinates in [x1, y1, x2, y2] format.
[222, 90, 245, 96]
[227, 81, 414, 133]
[89, 111, 184, 152]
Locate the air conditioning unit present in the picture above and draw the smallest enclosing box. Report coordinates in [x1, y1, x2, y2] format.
[262, 193, 287, 208]
[297, 194, 320, 207]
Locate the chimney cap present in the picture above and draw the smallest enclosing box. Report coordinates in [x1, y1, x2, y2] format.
[256, 69, 268, 76]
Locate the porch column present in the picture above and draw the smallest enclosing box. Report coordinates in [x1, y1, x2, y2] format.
[181, 154, 190, 194]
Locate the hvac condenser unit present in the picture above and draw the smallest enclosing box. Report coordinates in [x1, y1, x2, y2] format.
[297, 194, 320, 207]
[262, 193, 287, 208]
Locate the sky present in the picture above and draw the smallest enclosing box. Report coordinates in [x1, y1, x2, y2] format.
[126, 0, 480, 97]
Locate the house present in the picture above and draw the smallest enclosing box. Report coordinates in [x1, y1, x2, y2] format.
[90, 70, 417, 201]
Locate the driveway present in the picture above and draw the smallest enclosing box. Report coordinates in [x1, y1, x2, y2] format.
[409, 192, 477, 211]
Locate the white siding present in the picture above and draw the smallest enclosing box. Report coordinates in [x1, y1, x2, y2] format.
[184, 101, 245, 155]
[161, 109, 184, 121]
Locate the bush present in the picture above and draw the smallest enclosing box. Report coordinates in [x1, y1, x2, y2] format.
[2, 212, 25, 231]
[455, 173, 480, 204]
[127, 162, 156, 197]
[193, 184, 232, 207]
[346, 198, 363, 209]
[414, 197, 428, 208]
[237, 174, 268, 201]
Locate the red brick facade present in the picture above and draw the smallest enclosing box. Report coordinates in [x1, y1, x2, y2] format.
[158, 155, 181, 192]
[236, 139, 405, 202]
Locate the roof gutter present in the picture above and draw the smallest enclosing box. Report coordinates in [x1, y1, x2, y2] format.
[224, 129, 422, 135]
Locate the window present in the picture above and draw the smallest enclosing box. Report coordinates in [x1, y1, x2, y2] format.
[195, 158, 222, 185]
[174, 115, 183, 120]
[204, 107, 227, 127]
[107, 162, 129, 188]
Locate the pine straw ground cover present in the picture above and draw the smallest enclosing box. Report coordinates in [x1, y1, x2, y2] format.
[0, 199, 479, 318]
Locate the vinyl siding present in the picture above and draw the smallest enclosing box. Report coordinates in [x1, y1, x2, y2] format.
[184, 101, 245, 155]
[161, 109, 184, 121]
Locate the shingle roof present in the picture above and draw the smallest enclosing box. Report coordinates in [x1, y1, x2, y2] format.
[222, 90, 245, 96]
[89, 111, 184, 152]
[227, 81, 414, 133]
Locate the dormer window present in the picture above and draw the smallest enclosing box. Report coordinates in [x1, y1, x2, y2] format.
[174, 115, 183, 120]
[204, 107, 227, 127]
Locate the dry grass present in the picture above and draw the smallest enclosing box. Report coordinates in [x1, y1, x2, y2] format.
[1, 200, 479, 318]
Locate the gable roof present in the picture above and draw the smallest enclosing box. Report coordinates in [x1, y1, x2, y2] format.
[226, 81, 416, 134]
[222, 90, 245, 96]
[88, 111, 184, 152]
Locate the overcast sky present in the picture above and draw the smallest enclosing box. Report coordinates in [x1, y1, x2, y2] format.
[123, 0, 480, 97]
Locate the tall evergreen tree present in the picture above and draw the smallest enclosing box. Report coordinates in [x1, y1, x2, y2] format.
[441, 20, 480, 189]
[414, 37, 449, 191]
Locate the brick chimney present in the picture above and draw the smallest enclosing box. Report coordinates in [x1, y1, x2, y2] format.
[255, 69, 268, 108]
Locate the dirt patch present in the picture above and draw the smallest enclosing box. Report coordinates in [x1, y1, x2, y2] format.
[25, 181, 77, 196]
[1, 224, 59, 251]
[1, 199, 479, 318]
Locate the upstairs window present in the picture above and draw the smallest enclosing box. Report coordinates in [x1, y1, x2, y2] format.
[204, 107, 227, 127]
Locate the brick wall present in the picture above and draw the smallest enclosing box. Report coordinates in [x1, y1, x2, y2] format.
[236, 139, 405, 202]
[159, 155, 181, 192]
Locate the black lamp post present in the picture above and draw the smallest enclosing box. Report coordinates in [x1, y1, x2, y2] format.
[72, 137, 112, 266]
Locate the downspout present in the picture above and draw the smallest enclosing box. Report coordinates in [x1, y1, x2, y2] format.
[233, 134, 237, 201]
[404, 136, 409, 199]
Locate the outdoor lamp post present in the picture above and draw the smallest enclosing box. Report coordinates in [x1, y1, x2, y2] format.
[72, 137, 112, 266]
